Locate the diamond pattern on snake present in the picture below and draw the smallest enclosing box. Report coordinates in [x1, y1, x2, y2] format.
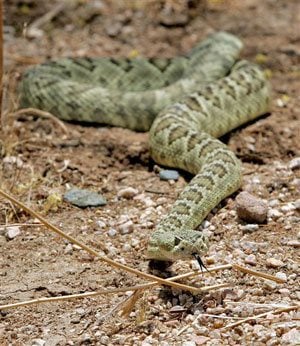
[19, 32, 271, 264]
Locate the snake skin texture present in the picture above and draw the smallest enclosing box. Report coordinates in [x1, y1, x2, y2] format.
[19, 32, 271, 262]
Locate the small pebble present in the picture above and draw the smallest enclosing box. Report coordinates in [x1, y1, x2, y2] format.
[64, 243, 73, 254]
[288, 157, 300, 170]
[269, 199, 279, 207]
[241, 241, 260, 252]
[206, 256, 215, 265]
[100, 335, 110, 345]
[286, 240, 300, 248]
[263, 280, 277, 290]
[182, 342, 196, 346]
[117, 187, 138, 199]
[95, 220, 106, 229]
[266, 258, 284, 268]
[280, 203, 296, 213]
[31, 340, 46, 346]
[122, 243, 131, 251]
[236, 191, 268, 223]
[268, 209, 283, 220]
[240, 224, 259, 233]
[275, 272, 287, 282]
[159, 169, 180, 181]
[279, 288, 290, 297]
[64, 188, 106, 208]
[5, 226, 21, 240]
[107, 228, 117, 237]
[245, 254, 257, 265]
[201, 220, 211, 229]
[294, 199, 300, 210]
[117, 220, 134, 234]
[3, 155, 24, 168]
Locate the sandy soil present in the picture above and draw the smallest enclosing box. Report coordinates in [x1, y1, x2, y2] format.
[1, 0, 299, 345]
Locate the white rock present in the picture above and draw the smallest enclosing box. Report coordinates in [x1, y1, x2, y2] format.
[3, 156, 24, 168]
[263, 280, 277, 290]
[201, 220, 210, 229]
[252, 176, 261, 184]
[117, 187, 138, 199]
[6, 226, 21, 240]
[275, 272, 287, 282]
[64, 243, 73, 254]
[268, 208, 283, 220]
[239, 224, 259, 232]
[100, 335, 109, 345]
[182, 342, 196, 346]
[107, 228, 117, 237]
[95, 220, 106, 229]
[131, 238, 139, 248]
[289, 157, 300, 170]
[294, 199, 300, 210]
[31, 339, 46, 346]
[279, 288, 290, 297]
[286, 240, 300, 248]
[122, 243, 131, 251]
[269, 199, 279, 207]
[280, 203, 296, 213]
[156, 197, 168, 205]
[117, 220, 134, 234]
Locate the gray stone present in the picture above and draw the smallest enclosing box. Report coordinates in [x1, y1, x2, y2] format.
[6, 226, 21, 240]
[64, 188, 106, 208]
[236, 191, 268, 223]
[159, 169, 180, 181]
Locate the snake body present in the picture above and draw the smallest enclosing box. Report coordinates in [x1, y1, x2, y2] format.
[19, 32, 270, 262]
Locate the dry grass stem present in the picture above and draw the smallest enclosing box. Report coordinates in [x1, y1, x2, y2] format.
[0, 285, 150, 311]
[221, 304, 300, 330]
[233, 263, 285, 283]
[12, 108, 68, 134]
[6, 54, 44, 65]
[224, 301, 295, 309]
[26, 2, 67, 35]
[0, 222, 42, 227]
[121, 289, 145, 317]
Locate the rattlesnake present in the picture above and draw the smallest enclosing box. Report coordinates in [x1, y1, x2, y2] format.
[19, 32, 270, 263]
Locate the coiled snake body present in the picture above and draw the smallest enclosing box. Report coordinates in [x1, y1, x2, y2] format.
[20, 32, 270, 262]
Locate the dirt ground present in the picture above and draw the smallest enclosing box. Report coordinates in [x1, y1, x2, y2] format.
[1, 0, 299, 345]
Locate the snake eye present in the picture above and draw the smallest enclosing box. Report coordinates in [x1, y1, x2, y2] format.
[174, 236, 181, 246]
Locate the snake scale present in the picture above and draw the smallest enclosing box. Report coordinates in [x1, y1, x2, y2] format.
[19, 32, 270, 263]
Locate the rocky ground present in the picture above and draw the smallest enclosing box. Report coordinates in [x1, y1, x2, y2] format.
[0, 0, 299, 345]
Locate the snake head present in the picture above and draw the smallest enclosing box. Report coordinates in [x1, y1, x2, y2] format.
[147, 229, 209, 262]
